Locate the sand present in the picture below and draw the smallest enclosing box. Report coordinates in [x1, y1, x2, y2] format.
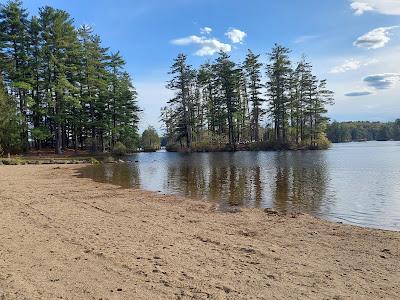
[0, 165, 399, 300]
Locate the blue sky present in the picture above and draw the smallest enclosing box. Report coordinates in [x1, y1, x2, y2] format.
[22, 0, 400, 130]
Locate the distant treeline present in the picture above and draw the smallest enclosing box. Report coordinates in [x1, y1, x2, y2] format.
[327, 120, 400, 143]
[162, 47, 334, 152]
[0, 0, 140, 155]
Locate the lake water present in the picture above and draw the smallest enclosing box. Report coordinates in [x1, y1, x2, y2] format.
[79, 141, 400, 231]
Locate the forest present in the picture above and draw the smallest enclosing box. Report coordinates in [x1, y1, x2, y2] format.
[327, 120, 400, 143]
[161, 48, 334, 151]
[2, 0, 397, 156]
[0, 0, 140, 155]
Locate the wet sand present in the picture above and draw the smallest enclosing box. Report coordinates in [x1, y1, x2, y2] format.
[0, 165, 399, 299]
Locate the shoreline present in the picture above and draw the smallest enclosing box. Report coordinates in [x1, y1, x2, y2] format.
[0, 165, 399, 299]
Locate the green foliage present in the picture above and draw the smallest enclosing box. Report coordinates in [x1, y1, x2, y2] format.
[112, 141, 127, 156]
[0, 1, 141, 154]
[31, 126, 50, 141]
[162, 45, 334, 151]
[0, 83, 22, 154]
[141, 126, 160, 152]
[314, 133, 331, 150]
[90, 157, 100, 164]
[327, 121, 399, 143]
[244, 50, 264, 142]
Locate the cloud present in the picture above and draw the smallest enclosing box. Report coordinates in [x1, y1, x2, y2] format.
[200, 27, 212, 35]
[350, 0, 400, 16]
[171, 35, 231, 56]
[329, 58, 378, 73]
[345, 91, 374, 97]
[351, 2, 374, 15]
[353, 26, 398, 49]
[225, 28, 247, 44]
[363, 73, 400, 89]
[330, 59, 362, 74]
[293, 35, 318, 44]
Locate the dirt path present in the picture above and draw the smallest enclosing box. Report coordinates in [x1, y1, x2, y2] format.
[0, 165, 399, 299]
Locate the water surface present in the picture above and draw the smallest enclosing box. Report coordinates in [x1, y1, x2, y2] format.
[79, 141, 400, 231]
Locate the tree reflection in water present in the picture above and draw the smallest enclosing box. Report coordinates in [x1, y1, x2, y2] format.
[76, 142, 400, 230]
[78, 151, 330, 215]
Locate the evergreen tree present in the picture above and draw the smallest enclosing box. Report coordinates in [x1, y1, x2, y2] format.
[244, 50, 263, 142]
[266, 44, 292, 143]
[162, 45, 334, 151]
[214, 51, 239, 148]
[0, 1, 141, 154]
[141, 126, 160, 152]
[108, 51, 126, 148]
[0, 78, 21, 154]
[78, 25, 109, 152]
[166, 53, 196, 148]
[0, 0, 30, 150]
[113, 72, 140, 150]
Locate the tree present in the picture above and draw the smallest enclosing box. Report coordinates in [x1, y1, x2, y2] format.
[108, 51, 125, 148]
[78, 25, 109, 152]
[113, 72, 141, 150]
[0, 79, 21, 154]
[166, 53, 196, 148]
[0, 1, 141, 154]
[309, 79, 333, 147]
[141, 126, 160, 152]
[326, 121, 400, 143]
[0, 0, 30, 150]
[266, 44, 292, 143]
[38, 6, 80, 154]
[214, 51, 239, 148]
[162, 45, 335, 151]
[244, 50, 263, 142]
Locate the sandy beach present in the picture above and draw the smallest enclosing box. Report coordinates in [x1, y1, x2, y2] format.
[0, 165, 399, 299]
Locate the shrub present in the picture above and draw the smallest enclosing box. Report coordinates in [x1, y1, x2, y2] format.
[90, 157, 100, 164]
[315, 133, 331, 150]
[113, 142, 127, 156]
[141, 126, 160, 152]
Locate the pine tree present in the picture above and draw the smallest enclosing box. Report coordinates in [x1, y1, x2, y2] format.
[108, 51, 125, 148]
[214, 51, 239, 148]
[38, 6, 80, 154]
[0, 78, 22, 154]
[244, 50, 264, 142]
[113, 72, 140, 149]
[78, 25, 109, 152]
[162, 46, 334, 151]
[266, 44, 292, 144]
[0, 1, 141, 154]
[166, 53, 196, 148]
[0, 0, 30, 150]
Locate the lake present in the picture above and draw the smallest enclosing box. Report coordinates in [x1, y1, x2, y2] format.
[79, 141, 400, 231]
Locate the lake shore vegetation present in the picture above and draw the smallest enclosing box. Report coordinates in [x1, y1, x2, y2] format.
[161, 48, 334, 152]
[327, 120, 400, 143]
[0, 0, 140, 155]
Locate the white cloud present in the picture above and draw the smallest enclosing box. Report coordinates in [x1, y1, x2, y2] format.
[350, 0, 400, 16]
[293, 35, 318, 44]
[323, 46, 400, 121]
[329, 58, 378, 74]
[225, 28, 247, 44]
[353, 26, 398, 49]
[171, 35, 231, 56]
[363, 73, 400, 89]
[351, 2, 374, 15]
[200, 27, 212, 35]
[330, 59, 362, 74]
